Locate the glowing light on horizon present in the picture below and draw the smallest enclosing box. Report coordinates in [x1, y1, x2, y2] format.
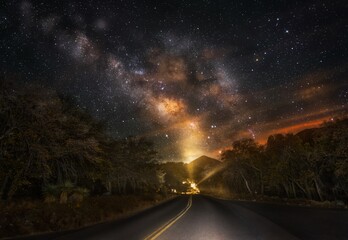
[181, 120, 205, 163]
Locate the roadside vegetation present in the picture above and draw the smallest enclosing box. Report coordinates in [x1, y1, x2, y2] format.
[0, 80, 171, 238]
[200, 119, 348, 207]
[0, 194, 167, 237]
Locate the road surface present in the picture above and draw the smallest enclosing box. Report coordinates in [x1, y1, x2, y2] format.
[22, 195, 348, 240]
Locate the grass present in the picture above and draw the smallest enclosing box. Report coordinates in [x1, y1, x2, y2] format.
[0, 193, 172, 238]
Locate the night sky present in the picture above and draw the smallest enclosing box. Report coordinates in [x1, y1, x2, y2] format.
[1, 0, 348, 162]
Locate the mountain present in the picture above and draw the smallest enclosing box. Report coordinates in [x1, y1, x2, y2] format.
[188, 155, 220, 169]
[296, 119, 348, 144]
[187, 155, 221, 182]
[295, 127, 319, 144]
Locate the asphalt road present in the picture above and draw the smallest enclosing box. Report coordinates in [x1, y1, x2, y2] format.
[22, 195, 348, 240]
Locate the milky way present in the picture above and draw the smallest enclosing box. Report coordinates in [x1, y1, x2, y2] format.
[1, 0, 348, 162]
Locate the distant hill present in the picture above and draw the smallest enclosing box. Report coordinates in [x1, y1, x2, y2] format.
[295, 127, 319, 144]
[187, 155, 221, 182]
[296, 118, 348, 144]
[188, 155, 220, 169]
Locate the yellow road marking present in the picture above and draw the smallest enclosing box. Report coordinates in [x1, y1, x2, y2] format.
[144, 195, 192, 240]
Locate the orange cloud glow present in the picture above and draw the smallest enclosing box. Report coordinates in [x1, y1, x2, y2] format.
[257, 117, 332, 144]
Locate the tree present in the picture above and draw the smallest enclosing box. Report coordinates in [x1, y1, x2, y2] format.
[105, 137, 160, 194]
[0, 82, 110, 199]
[221, 139, 264, 196]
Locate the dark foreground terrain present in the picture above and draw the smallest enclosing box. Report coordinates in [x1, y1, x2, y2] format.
[16, 195, 348, 240]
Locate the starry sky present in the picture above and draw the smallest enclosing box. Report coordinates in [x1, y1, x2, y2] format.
[1, 0, 348, 162]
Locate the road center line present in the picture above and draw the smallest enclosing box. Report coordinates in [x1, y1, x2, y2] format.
[144, 195, 192, 240]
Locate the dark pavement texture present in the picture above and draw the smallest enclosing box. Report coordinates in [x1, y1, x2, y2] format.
[17, 195, 348, 240]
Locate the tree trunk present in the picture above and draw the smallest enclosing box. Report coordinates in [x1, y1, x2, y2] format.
[314, 178, 324, 201]
[294, 181, 309, 199]
[117, 177, 120, 193]
[282, 183, 290, 198]
[304, 180, 312, 199]
[260, 171, 264, 195]
[131, 178, 136, 193]
[57, 163, 62, 184]
[0, 175, 9, 199]
[291, 181, 297, 198]
[107, 180, 112, 193]
[122, 179, 126, 194]
[245, 163, 263, 195]
[240, 171, 252, 195]
[7, 179, 16, 201]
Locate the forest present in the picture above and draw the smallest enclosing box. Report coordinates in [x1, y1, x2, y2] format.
[0, 80, 164, 202]
[0, 80, 175, 237]
[200, 119, 348, 203]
